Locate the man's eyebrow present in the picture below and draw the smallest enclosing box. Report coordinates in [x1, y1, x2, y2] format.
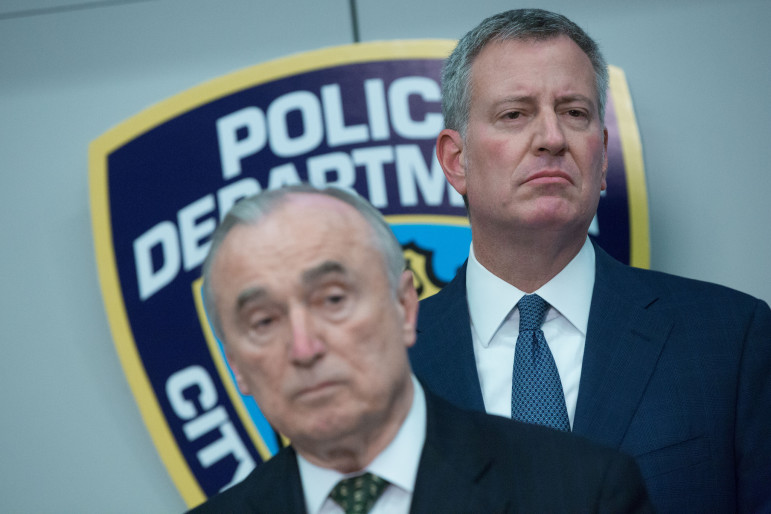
[492, 94, 596, 108]
[556, 94, 595, 106]
[493, 95, 536, 106]
[302, 260, 347, 286]
[236, 287, 268, 312]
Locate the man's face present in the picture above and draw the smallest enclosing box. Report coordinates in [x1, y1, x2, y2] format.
[443, 36, 608, 236]
[209, 194, 417, 456]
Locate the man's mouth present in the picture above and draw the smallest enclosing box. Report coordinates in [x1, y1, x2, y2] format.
[525, 169, 573, 185]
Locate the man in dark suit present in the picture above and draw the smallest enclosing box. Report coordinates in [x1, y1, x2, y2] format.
[190, 184, 652, 513]
[409, 8, 771, 514]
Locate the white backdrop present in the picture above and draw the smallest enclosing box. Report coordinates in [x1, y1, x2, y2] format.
[1, 0, 769, 512]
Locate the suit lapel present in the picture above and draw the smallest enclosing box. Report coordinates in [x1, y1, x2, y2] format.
[249, 447, 307, 514]
[410, 392, 510, 513]
[412, 263, 486, 412]
[573, 244, 673, 447]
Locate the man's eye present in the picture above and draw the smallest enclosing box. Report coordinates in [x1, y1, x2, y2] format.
[504, 111, 521, 120]
[567, 109, 586, 118]
[251, 315, 275, 331]
[325, 293, 347, 307]
[313, 287, 352, 319]
[254, 317, 271, 329]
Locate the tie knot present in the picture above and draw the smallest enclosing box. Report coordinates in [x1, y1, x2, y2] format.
[329, 472, 389, 514]
[518, 294, 548, 332]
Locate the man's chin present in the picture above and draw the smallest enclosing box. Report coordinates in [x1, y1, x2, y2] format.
[288, 413, 360, 450]
[518, 199, 590, 227]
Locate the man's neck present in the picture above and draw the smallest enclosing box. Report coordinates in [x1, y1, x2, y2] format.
[472, 228, 588, 293]
[295, 375, 415, 474]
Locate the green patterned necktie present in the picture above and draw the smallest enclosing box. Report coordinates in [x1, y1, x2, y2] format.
[329, 472, 389, 514]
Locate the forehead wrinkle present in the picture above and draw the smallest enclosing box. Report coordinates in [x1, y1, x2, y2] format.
[301, 260, 348, 287]
[232, 262, 348, 314]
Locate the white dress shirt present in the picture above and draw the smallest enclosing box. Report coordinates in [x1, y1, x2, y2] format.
[466, 237, 596, 428]
[297, 376, 426, 514]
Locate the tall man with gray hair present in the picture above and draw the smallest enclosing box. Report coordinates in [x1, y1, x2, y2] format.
[190, 184, 652, 513]
[410, 8, 771, 513]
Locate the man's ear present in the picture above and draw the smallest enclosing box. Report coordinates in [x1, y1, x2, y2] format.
[397, 270, 419, 349]
[436, 128, 468, 196]
[225, 349, 250, 396]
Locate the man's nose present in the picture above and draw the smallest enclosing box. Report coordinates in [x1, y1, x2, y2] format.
[288, 307, 325, 366]
[532, 111, 567, 155]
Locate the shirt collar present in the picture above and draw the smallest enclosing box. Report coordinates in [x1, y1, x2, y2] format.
[467, 237, 595, 346]
[297, 376, 427, 514]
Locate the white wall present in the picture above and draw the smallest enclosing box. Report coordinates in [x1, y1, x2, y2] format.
[1, 0, 769, 512]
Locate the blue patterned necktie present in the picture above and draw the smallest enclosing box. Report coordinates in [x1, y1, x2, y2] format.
[511, 294, 570, 431]
[329, 472, 389, 514]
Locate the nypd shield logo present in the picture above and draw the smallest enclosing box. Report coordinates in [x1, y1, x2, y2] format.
[89, 40, 648, 507]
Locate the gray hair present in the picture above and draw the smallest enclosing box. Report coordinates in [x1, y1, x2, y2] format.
[202, 184, 406, 341]
[442, 8, 609, 137]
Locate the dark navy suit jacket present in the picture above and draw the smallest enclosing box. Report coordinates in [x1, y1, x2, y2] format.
[189, 389, 653, 513]
[410, 242, 771, 513]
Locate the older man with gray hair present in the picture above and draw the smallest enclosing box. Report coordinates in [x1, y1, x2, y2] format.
[190, 184, 652, 513]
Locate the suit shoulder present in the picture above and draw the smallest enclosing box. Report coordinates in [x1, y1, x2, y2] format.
[413, 265, 470, 356]
[628, 265, 754, 298]
[187, 448, 298, 513]
[186, 471, 258, 513]
[597, 242, 760, 302]
[419, 262, 466, 306]
[608, 258, 767, 318]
